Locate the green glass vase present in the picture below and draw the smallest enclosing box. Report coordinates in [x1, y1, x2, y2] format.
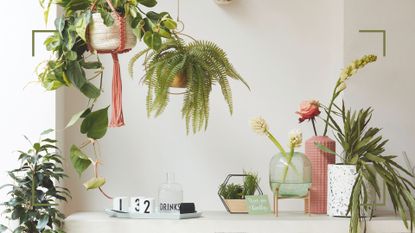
[269, 152, 312, 198]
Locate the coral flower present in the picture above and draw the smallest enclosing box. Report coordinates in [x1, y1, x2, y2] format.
[296, 100, 321, 123]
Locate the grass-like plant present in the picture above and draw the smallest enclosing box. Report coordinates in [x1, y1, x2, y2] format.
[129, 37, 249, 134]
[0, 130, 70, 233]
[321, 103, 415, 233]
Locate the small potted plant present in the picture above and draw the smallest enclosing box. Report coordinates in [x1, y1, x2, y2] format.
[0, 130, 70, 233]
[129, 37, 250, 134]
[218, 173, 262, 214]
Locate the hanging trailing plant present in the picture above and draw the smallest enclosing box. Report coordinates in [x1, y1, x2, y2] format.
[37, 0, 178, 195]
[129, 37, 249, 133]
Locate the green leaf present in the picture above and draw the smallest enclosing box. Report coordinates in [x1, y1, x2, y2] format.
[314, 142, 336, 155]
[80, 82, 101, 99]
[66, 109, 89, 128]
[143, 31, 161, 50]
[80, 61, 102, 69]
[99, 8, 114, 26]
[130, 15, 143, 28]
[66, 61, 86, 89]
[64, 0, 91, 11]
[70, 145, 92, 176]
[162, 19, 177, 30]
[138, 0, 157, 7]
[156, 27, 171, 38]
[80, 107, 109, 139]
[83, 177, 106, 190]
[11, 206, 24, 220]
[55, 17, 65, 35]
[36, 214, 49, 230]
[66, 51, 78, 61]
[41, 128, 54, 135]
[75, 10, 91, 41]
[365, 153, 385, 163]
[63, 27, 77, 50]
[43, 0, 53, 25]
[132, 27, 143, 40]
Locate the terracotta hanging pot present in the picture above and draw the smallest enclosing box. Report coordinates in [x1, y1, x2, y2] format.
[170, 73, 187, 88]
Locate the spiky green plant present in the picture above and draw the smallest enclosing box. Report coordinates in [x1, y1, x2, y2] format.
[218, 172, 260, 199]
[321, 103, 415, 233]
[129, 37, 249, 134]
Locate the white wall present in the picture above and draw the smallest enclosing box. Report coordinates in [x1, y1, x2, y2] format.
[0, 3, 56, 224]
[62, 0, 344, 214]
[344, 0, 415, 200]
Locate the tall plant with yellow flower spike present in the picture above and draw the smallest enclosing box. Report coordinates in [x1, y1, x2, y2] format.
[322, 54, 377, 136]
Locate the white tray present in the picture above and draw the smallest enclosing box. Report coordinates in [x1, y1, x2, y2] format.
[105, 209, 203, 220]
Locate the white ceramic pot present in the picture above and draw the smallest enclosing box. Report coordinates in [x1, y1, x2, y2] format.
[327, 164, 376, 217]
[88, 13, 137, 51]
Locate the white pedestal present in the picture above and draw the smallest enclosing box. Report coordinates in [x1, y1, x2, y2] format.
[64, 211, 409, 233]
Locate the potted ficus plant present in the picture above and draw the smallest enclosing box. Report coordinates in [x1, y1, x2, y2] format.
[37, 0, 178, 196]
[128, 36, 250, 134]
[218, 173, 262, 214]
[296, 54, 377, 214]
[0, 130, 70, 233]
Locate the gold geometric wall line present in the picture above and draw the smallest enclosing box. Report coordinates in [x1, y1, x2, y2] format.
[358, 29, 387, 57]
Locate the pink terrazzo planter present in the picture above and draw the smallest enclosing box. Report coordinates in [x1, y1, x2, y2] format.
[305, 136, 336, 214]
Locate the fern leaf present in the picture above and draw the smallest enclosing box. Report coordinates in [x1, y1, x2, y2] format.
[128, 48, 150, 78]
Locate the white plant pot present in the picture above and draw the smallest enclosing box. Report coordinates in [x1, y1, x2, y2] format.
[327, 164, 376, 217]
[88, 13, 137, 51]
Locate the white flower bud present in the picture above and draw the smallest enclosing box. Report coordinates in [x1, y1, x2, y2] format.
[250, 117, 269, 135]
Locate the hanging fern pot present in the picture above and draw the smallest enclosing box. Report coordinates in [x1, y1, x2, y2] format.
[87, 0, 137, 127]
[170, 73, 187, 88]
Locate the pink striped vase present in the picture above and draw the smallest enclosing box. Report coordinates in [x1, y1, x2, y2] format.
[305, 136, 336, 214]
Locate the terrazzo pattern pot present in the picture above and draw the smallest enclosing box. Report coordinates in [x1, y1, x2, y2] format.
[327, 164, 376, 217]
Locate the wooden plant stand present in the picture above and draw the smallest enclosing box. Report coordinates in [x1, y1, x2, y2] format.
[273, 188, 311, 217]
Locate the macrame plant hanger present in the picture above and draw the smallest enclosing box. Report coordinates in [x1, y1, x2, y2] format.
[89, 0, 131, 127]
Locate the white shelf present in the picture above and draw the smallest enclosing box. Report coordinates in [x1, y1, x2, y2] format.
[65, 211, 409, 233]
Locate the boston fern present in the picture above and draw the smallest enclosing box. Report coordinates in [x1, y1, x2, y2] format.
[322, 103, 415, 233]
[0, 131, 70, 233]
[129, 37, 249, 133]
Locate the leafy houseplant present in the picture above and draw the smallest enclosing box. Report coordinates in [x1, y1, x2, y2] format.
[37, 0, 177, 195]
[129, 37, 249, 134]
[321, 103, 415, 233]
[0, 131, 70, 233]
[218, 173, 261, 213]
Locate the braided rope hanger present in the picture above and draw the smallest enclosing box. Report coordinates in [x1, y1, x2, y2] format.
[88, 0, 131, 127]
